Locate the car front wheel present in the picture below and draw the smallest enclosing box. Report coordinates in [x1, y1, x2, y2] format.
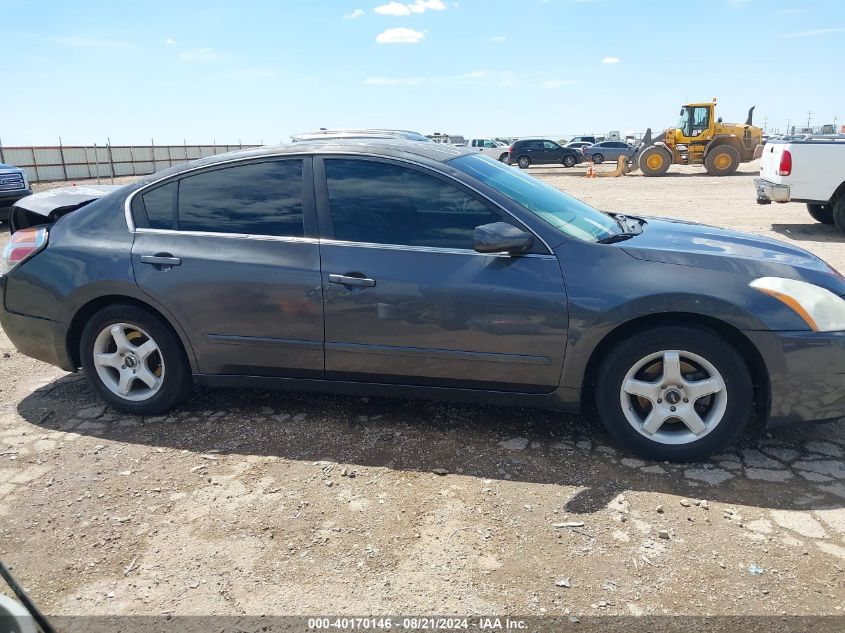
[80, 304, 193, 415]
[562, 154, 577, 168]
[595, 326, 752, 461]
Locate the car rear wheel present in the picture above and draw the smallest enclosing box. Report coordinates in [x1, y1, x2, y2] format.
[517, 156, 531, 169]
[592, 153, 604, 164]
[595, 326, 752, 461]
[562, 154, 577, 168]
[833, 197, 845, 234]
[80, 304, 193, 415]
[499, 153, 510, 163]
[807, 203, 834, 225]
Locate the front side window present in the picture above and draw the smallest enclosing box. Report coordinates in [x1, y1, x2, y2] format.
[677, 107, 691, 135]
[324, 159, 515, 250]
[177, 160, 304, 236]
[543, 141, 559, 150]
[450, 154, 618, 243]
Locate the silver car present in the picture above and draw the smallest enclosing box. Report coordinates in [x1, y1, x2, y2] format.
[582, 141, 635, 164]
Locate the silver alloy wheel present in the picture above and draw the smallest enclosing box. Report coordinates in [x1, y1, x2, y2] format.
[619, 350, 727, 445]
[93, 323, 165, 401]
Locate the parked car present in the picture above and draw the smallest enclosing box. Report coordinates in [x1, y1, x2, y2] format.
[755, 136, 845, 231]
[466, 139, 511, 162]
[2, 140, 845, 461]
[569, 136, 597, 144]
[582, 141, 635, 164]
[291, 129, 432, 142]
[565, 141, 593, 150]
[508, 139, 583, 168]
[0, 163, 33, 222]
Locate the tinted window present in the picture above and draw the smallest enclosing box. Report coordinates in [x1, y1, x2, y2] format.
[141, 181, 176, 229]
[177, 160, 304, 236]
[543, 141, 559, 150]
[324, 159, 515, 250]
[451, 154, 618, 243]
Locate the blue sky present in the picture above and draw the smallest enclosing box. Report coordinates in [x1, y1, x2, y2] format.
[1, 0, 843, 145]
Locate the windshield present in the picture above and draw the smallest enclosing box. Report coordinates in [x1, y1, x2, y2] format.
[450, 154, 619, 243]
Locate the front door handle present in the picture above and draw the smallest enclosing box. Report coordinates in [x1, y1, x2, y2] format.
[328, 274, 376, 287]
[140, 254, 182, 267]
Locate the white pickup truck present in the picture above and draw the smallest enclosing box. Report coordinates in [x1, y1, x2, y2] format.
[465, 138, 511, 163]
[755, 136, 845, 232]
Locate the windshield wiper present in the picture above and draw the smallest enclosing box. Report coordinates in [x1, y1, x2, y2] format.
[598, 232, 638, 244]
[612, 213, 643, 234]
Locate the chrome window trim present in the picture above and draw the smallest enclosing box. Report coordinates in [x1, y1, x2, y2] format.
[129, 228, 553, 259]
[123, 150, 554, 254]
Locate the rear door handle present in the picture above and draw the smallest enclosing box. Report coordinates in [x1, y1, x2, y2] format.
[140, 255, 182, 267]
[328, 274, 375, 287]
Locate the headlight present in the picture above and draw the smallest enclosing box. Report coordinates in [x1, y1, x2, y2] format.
[750, 277, 845, 332]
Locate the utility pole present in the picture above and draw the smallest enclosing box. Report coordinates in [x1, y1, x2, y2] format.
[786, 118, 791, 134]
[763, 116, 768, 132]
[806, 111, 813, 127]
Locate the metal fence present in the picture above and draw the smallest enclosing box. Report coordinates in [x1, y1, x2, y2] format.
[0, 141, 260, 183]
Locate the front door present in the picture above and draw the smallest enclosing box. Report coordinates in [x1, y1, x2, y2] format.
[130, 157, 324, 377]
[315, 157, 568, 392]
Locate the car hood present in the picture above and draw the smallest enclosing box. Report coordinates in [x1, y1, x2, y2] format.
[622, 216, 844, 291]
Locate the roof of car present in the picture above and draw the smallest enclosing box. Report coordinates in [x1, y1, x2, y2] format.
[131, 139, 476, 188]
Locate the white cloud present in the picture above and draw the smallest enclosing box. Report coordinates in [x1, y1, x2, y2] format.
[51, 36, 131, 49]
[540, 79, 575, 89]
[374, 0, 446, 15]
[180, 47, 220, 62]
[783, 27, 845, 38]
[165, 37, 175, 45]
[375, 27, 426, 43]
[462, 70, 488, 78]
[343, 8, 364, 19]
[601, 56, 620, 64]
[490, 35, 506, 43]
[375, 1, 410, 14]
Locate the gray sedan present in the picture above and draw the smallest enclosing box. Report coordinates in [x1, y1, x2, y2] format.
[2, 140, 845, 462]
[582, 141, 635, 164]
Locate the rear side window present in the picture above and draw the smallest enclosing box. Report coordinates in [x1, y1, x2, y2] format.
[177, 160, 304, 236]
[141, 181, 176, 229]
[324, 159, 517, 250]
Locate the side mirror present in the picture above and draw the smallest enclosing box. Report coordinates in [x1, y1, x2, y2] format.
[474, 222, 534, 255]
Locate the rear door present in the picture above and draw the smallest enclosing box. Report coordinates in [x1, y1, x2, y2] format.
[542, 141, 563, 164]
[130, 157, 324, 377]
[314, 156, 568, 392]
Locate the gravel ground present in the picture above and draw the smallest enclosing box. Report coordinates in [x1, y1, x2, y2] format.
[1, 162, 844, 621]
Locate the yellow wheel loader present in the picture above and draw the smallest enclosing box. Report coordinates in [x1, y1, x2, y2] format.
[632, 99, 764, 177]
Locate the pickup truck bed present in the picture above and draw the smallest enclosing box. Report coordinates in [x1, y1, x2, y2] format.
[755, 137, 845, 231]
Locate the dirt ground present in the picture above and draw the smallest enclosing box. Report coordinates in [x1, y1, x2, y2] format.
[1, 162, 844, 622]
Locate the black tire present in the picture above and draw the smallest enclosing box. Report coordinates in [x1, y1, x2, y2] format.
[499, 153, 510, 163]
[808, 203, 834, 225]
[704, 145, 741, 176]
[594, 326, 752, 462]
[80, 304, 193, 415]
[638, 146, 672, 177]
[517, 156, 531, 169]
[834, 197, 845, 234]
[592, 153, 604, 164]
[562, 154, 577, 168]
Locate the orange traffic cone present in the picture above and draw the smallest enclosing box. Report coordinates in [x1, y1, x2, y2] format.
[585, 159, 596, 178]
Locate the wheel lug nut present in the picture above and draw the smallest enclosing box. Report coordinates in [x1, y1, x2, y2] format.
[657, 398, 663, 404]
[683, 398, 689, 403]
[670, 406, 676, 412]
